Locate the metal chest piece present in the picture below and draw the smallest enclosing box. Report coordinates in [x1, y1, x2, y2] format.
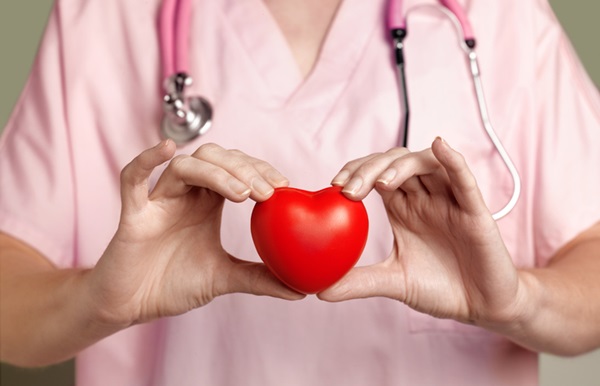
[161, 72, 212, 144]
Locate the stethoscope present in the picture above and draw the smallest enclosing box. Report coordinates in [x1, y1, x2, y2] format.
[158, 0, 521, 220]
[159, 0, 212, 144]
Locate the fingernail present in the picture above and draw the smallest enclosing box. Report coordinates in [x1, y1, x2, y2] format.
[266, 170, 289, 188]
[332, 170, 351, 185]
[342, 177, 363, 195]
[377, 169, 397, 185]
[158, 139, 173, 148]
[252, 178, 274, 196]
[436, 136, 448, 146]
[229, 179, 251, 196]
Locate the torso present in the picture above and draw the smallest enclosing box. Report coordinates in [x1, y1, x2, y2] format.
[5, 1, 557, 384]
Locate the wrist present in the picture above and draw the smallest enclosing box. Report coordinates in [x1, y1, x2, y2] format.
[2, 267, 129, 367]
[476, 270, 542, 339]
[77, 267, 133, 334]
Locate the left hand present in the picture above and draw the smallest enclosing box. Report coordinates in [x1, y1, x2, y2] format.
[318, 138, 530, 328]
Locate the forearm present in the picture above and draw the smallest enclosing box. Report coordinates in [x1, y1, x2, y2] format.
[0, 237, 125, 367]
[487, 227, 600, 356]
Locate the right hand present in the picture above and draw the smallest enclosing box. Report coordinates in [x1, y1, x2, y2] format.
[86, 141, 303, 328]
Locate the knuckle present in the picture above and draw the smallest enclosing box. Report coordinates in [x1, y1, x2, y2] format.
[166, 154, 188, 176]
[230, 161, 256, 179]
[451, 155, 473, 179]
[119, 151, 149, 184]
[402, 154, 419, 169]
[355, 157, 385, 178]
[119, 162, 134, 184]
[385, 147, 408, 157]
[398, 151, 425, 170]
[193, 142, 222, 159]
[251, 158, 275, 173]
[455, 152, 468, 167]
[340, 161, 354, 171]
[342, 153, 380, 171]
[341, 157, 363, 172]
[228, 148, 246, 157]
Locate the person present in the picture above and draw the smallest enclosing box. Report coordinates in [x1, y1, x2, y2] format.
[1, 0, 599, 385]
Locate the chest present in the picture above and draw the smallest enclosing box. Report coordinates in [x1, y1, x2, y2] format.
[262, 0, 343, 78]
[64, 0, 534, 268]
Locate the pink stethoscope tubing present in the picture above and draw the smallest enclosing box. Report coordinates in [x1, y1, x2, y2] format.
[159, 0, 212, 144]
[159, 0, 191, 79]
[158, 0, 521, 220]
[386, 0, 521, 220]
[388, 0, 475, 41]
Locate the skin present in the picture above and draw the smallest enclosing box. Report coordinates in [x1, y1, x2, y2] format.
[319, 138, 600, 356]
[1, 0, 599, 368]
[263, 0, 342, 77]
[0, 141, 304, 367]
[0, 0, 338, 367]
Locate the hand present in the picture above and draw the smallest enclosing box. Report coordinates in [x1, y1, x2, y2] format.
[86, 141, 303, 327]
[319, 138, 529, 328]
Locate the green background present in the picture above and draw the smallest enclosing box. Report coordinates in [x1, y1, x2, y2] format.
[1, 1, 599, 385]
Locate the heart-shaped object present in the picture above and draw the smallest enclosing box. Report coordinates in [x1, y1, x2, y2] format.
[250, 186, 369, 294]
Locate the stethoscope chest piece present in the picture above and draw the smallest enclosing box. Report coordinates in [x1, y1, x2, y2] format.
[161, 72, 213, 144]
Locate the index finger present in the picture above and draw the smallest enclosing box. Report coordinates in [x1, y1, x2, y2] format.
[150, 155, 252, 202]
[192, 143, 289, 201]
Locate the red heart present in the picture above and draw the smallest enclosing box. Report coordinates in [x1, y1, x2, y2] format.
[250, 186, 369, 294]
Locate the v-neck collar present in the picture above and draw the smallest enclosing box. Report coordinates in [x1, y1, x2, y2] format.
[221, 0, 383, 107]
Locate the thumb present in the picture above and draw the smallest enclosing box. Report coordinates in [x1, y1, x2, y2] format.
[431, 137, 488, 216]
[317, 261, 405, 302]
[120, 139, 176, 211]
[221, 256, 305, 300]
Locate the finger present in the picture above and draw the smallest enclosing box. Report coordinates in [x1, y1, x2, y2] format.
[193, 143, 288, 202]
[317, 261, 405, 302]
[252, 159, 289, 187]
[219, 256, 306, 300]
[431, 137, 488, 216]
[418, 171, 453, 196]
[120, 140, 176, 211]
[335, 148, 410, 200]
[150, 155, 252, 202]
[374, 148, 440, 194]
[399, 176, 429, 195]
[331, 153, 381, 186]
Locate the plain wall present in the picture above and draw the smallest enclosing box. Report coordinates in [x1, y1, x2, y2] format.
[1, 1, 599, 385]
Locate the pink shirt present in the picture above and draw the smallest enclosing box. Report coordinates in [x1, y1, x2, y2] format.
[2, 0, 600, 385]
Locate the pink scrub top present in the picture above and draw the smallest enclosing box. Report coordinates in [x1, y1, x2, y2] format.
[2, 0, 600, 385]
